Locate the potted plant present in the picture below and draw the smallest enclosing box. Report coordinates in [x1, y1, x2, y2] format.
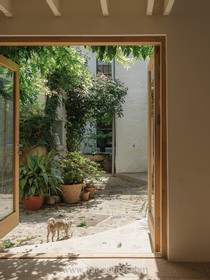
[81, 190, 90, 201]
[20, 152, 62, 210]
[59, 151, 102, 204]
[85, 179, 96, 198]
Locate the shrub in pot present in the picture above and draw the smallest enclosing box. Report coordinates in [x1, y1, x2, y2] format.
[20, 152, 62, 210]
[59, 151, 102, 203]
[85, 179, 96, 199]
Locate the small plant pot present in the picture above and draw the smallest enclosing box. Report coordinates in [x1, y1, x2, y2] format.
[22, 196, 44, 211]
[82, 191, 90, 201]
[85, 185, 95, 199]
[86, 183, 94, 188]
[45, 196, 56, 205]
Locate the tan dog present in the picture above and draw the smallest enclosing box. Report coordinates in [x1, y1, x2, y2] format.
[47, 218, 73, 242]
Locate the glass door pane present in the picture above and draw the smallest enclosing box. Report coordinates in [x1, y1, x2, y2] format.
[0, 55, 19, 239]
[0, 66, 14, 220]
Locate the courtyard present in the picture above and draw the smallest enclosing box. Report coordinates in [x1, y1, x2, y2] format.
[0, 175, 152, 255]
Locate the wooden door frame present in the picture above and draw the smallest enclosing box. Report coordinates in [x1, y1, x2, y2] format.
[0, 55, 19, 238]
[148, 46, 162, 253]
[0, 36, 167, 258]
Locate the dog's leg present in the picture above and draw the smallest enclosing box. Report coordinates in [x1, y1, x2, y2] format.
[47, 228, 50, 243]
[57, 229, 60, 240]
[52, 230, 56, 242]
[65, 228, 69, 237]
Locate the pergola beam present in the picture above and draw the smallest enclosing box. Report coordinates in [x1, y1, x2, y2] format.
[46, 0, 61, 16]
[0, 0, 12, 17]
[163, 0, 175, 15]
[100, 0, 109, 16]
[146, 0, 155, 16]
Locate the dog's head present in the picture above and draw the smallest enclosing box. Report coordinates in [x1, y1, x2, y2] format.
[66, 219, 74, 228]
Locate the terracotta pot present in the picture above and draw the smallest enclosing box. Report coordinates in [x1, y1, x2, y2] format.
[61, 184, 83, 204]
[85, 186, 95, 198]
[82, 191, 90, 201]
[22, 196, 44, 211]
[45, 196, 56, 205]
[45, 195, 61, 205]
[86, 183, 94, 188]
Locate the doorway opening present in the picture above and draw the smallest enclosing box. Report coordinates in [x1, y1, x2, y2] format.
[0, 36, 167, 258]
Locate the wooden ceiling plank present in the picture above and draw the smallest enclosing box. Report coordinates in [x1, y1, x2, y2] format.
[147, 0, 155, 16]
[0, 0, 12, 17]
[46, 0, 61, 17]
[100, 0, 109, 16]
[163, 0, 175, 15]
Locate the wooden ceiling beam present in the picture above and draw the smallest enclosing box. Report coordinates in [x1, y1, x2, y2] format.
[146, 0, 155, 16]
[163, 0, 175, 15]
[0, 0, 12, 17]
[46, 0, 61, 16]
[100, 0, 109, 16]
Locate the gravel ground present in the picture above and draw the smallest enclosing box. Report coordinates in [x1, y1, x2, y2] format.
[0, 176, 148, 251]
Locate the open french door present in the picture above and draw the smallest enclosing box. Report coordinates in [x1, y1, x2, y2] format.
[0, 55, 19, 238]
[148, 46, 161, 252]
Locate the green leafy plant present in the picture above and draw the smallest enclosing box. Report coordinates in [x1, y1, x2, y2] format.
[65, 88, 91, 151]
[77, 221, 86, 227]
[0, 46, 91, 112]
[87, 45, 154, 62]
[65, 75, 127, 151]
[20, 93, 61, 151]
[89, 75, 127, 125]
[0, 239, 14, 250]
[20, 115, 56, 151]
[59, 151, 103, 184]
[19, 152, 63, 200]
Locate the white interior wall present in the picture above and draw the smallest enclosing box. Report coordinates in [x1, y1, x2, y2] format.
[1, 0, 210, 261]
[115, 59, 148, 173]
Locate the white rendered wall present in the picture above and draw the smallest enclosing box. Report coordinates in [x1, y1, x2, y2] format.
[115, 59, 148, 173]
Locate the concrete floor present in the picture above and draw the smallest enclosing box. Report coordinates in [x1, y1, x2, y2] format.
[0, 257, 210, 279]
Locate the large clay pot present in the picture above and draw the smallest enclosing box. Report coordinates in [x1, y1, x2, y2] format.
[61, 184, 83, 204]
[22, 196, 44, 211]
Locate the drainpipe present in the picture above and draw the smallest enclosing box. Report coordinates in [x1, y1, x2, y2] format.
[112, 116, 115, 176]
[112, 59, 116, 176]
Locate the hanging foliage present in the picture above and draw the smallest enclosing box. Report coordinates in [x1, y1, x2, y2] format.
[87, 46, 154, 63]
